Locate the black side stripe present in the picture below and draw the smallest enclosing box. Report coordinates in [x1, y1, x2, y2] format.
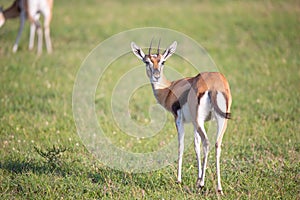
[171, 89, 190, 116]
[197, 92, 205, 104]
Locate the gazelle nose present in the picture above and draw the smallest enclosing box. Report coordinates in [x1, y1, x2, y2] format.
[153, 69, 160, 78]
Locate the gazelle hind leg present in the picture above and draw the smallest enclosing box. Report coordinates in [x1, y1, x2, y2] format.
[28, 13, 43, 54]
[215, 115, 228, 195]
[194, 127, 202, 181]
[29, 22, 36, 51]
[215, 90, 230, 194]
[195, 123, 209, 189]
[36, 22, 43, 55]
[43, 6, 52, 53]
[194, 91, 211, 188]
[44, 21, 52, 53]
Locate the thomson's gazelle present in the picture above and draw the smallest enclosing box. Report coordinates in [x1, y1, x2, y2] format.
[0, 0, 53, 54]
[131, 41, 232, 194]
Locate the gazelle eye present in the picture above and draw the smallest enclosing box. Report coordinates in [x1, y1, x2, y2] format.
[161, 61, 165, 65]
[143, 58, 150, 65]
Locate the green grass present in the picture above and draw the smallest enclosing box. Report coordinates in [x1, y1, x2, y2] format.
[0, 0, 299, 199]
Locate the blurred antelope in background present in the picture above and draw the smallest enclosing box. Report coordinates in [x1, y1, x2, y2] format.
[131, 40, 232, 195]
[0, 0, 53, 54]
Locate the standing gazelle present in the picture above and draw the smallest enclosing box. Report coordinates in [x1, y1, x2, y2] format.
[131, 41, 232, 194]
[0, 0, 53, 54]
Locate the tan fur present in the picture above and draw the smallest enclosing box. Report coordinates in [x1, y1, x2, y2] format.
[154, 77, 193, 115]
[1, 0, 22, 19]
[0, 0, 42, 24]
[153, 72, 231, 118]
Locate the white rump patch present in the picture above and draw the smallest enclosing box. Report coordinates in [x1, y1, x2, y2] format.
[216, 91, 227, 114]
[197, 91, 212, 122]
[0, 13, 5, 27]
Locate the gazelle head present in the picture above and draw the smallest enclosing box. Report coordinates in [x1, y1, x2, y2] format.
[0, 7, 5, 28]
[131, 40, 177, 83]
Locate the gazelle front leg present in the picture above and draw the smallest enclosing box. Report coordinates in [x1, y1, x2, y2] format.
[43, 8, 52, 53]
[29, 22, 36, 51]
[175, 112, 184, 183]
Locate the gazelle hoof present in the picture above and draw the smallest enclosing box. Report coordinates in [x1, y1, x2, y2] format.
[196, 178, 204, 188]
[12, 45, 18, 53]
[217, 190, 224, 195]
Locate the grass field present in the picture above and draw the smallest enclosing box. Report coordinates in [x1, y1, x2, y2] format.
[0, 0, 299, 199]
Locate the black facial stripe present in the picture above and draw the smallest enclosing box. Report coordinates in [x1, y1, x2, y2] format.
[164, 49, 171, 59]
[143, 56, 151, 64]
[136, 49, 142, 58]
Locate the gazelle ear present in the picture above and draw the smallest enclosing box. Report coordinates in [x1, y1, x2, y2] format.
[162, 41, 177, 61]
[131, 42, 145, 61]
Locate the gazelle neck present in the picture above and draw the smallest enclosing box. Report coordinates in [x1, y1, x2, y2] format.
[151, 73, 171, 90]
[150, 73, 173, 110]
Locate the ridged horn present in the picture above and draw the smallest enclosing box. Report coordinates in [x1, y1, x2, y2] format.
[148, 38, 153, 55]
[157, 38, 161, 55]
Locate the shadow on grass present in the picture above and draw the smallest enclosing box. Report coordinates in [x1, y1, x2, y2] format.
[0, 156, 197, 198]
[0, 158, 71, 176]
[0, 158, 48, 174]
[1, 145, 74, 176]
[0, 145, 178, 196]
